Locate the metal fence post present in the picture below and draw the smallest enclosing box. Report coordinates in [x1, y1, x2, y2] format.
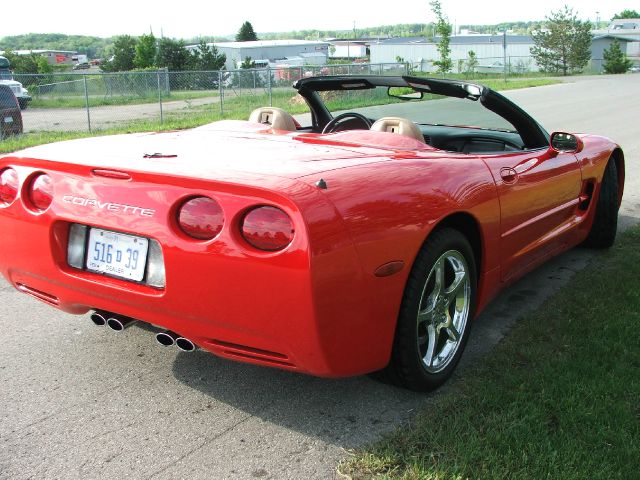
[267, 67, 272, 107]
[157, 71, 164, 124]
[83, 74, 91, 133]
[503, 30, 508, 82]
[218, 70, 224, 117]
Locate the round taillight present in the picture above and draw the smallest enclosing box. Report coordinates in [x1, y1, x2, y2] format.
[27, 173, 53, 211]
[241, 206, 294, 251]
[178, 196, 224, 240]
[0, 168, 19, 206]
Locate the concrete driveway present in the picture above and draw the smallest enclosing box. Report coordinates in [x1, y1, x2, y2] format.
[0, 74, 638, 479]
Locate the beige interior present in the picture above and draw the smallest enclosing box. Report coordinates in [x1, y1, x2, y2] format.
[370, 117, 425, 143]
[249, 107, 297, 131]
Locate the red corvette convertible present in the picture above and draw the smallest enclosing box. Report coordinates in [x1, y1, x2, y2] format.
[0, 76, 624, 391]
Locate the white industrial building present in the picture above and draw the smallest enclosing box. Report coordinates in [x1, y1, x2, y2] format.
[370, 35, 537, 73]
[325, 39, 369, 59]
[189, 40, 329, 70]
[593, 18, 640, 63]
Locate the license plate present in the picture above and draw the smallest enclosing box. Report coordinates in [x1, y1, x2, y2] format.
[86, 228, 149, 281]
[3, 116, 12, 123]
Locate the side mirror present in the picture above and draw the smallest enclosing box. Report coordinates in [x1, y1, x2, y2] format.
[550, 132, 583, 153]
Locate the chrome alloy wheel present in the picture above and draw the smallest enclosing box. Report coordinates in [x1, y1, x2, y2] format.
[416, 249, 471, 373]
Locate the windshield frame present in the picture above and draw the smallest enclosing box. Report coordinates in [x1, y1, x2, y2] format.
[294, 75, 549, 149]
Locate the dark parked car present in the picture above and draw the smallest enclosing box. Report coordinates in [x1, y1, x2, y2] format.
[0, 84, 23, 139]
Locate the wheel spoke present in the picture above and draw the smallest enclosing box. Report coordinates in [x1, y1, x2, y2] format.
[418, 257, 444, 320]
[446, 323, 461, 342]
[433, 257, 445, 298]
[417, 308, 434, 325]
[422, 324, 438, 368]
[445, 270, 467, 305]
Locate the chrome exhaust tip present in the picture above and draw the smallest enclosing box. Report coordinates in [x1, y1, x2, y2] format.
[175, 337, 196, 352]
[106, 315, 136, 332]
[90, 311, 107, 326]
[155, 331, 179, 347]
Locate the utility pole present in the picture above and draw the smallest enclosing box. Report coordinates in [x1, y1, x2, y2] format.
[503, 30, 507, 82]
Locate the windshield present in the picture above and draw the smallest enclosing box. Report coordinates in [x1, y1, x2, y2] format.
[323, 86, 516, 132]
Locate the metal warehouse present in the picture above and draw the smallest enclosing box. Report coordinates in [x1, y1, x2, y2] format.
[190, 40, 329, 70]
[370, 35, 536, 72]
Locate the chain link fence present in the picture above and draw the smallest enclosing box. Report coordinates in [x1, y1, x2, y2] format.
[9, 59, 539, 135]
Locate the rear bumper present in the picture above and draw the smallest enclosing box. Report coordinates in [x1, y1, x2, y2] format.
[0, 167, 399, 378]
[0, 212, 336, 374]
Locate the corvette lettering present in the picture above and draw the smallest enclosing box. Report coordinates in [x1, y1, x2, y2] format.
[62, 195, 155, 217]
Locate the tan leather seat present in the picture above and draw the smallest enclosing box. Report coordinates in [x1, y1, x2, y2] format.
[370, 117, 425, 143]
[249, 107, 297, 131]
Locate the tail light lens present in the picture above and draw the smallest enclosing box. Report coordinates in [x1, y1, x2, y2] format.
[0, 168, 19, 205]
[27, 173, 53, 211]
[178, 196, 224, 240]
[241, 206, 294, 251]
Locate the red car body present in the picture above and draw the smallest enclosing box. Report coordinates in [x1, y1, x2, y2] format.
[0, 76, 625, 386]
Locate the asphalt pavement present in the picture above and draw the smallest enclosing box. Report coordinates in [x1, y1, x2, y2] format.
[1, 74, 639, 480]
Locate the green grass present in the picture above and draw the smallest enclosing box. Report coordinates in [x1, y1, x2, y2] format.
[30, 90, 220, 109]
[0, 78, 559, 155]
[340, 225, 640, 479]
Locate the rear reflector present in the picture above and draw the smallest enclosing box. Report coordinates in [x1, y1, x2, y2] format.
[177, 196, 224, 240]
[0, 168, 19, 205]
[241, 206, 294, 251]
[27, 173, 53, 211]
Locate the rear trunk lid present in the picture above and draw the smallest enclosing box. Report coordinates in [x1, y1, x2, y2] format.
[10, 121, 397, 185]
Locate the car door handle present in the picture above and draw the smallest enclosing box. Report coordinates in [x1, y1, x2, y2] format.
[500, 167, 518, 184]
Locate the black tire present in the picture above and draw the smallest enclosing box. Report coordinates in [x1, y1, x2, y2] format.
[18, 99, 28, 110]
[378, 228, 477, 391]
[583, 159, 619, 249]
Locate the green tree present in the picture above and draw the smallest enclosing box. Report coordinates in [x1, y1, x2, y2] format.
[103, 35, 137, 71]
[465, 50, 478, 77]
[240, 56, 256, 69]
[156, 38, 191, 71]
[134, 32, 157, 69]
[603, 39, 632, 73]
[531, 6, 592, 75]
[430, 0, 452, 73]
[190, 40, 226, 70]
[612, 9, 640, 19]
[234, 57, 265, 88]
[236, 21, 258, 42]
[2, 51, 51, 74]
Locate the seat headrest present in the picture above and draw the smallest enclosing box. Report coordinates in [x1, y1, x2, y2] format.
[249, 107, 297, 131]
[370, 117, 425, 143]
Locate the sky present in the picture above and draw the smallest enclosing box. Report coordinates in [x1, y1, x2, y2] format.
[2, 0, 635, 39]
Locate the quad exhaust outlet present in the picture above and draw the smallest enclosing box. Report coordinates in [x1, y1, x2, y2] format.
[89, 311, 196, 351]
[155, 330, 196, 352]
[89, 310, 136, 331]
[90, 311, 107, 326]
[106, 314, 137, 331]
[155, 330, 179, 346]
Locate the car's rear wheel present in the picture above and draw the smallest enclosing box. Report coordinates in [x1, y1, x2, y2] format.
[583, 158, 619, 248]
[381, 228, 477, 391]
